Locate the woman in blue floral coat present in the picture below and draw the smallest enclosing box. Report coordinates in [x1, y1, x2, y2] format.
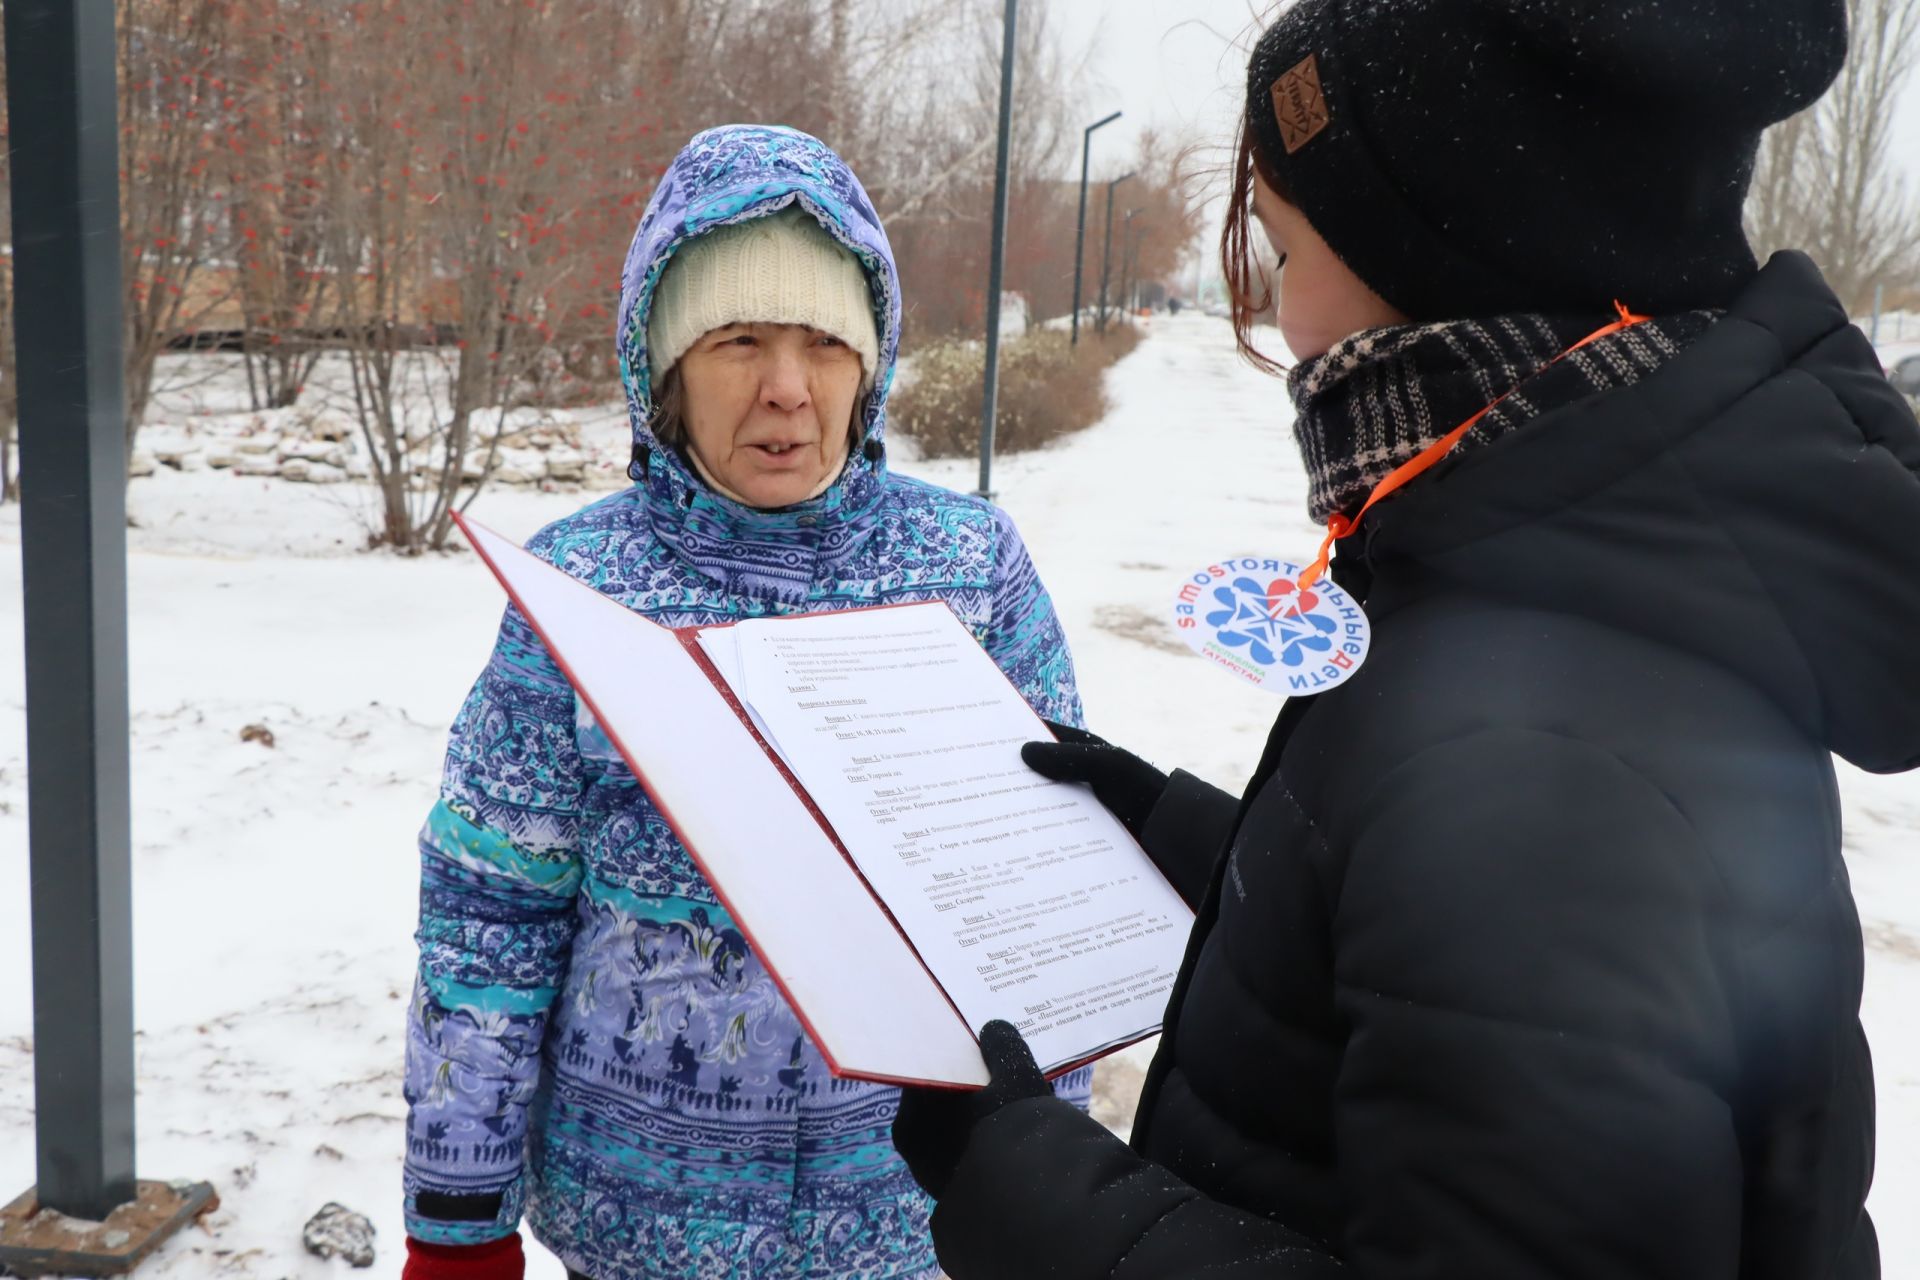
[398, 125, 1091, 1280]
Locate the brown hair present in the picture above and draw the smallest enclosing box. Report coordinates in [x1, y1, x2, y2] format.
[648, 366, 691, 447]
[1220, 111, 1292, 376]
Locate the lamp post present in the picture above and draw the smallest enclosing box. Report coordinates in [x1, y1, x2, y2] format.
[2, 0, 136, 1224]
[1096, 171, 1134, 335]
[0, 4, 214, 1269]
[1121, 208, 1142, 318]
[975, 0, 1019, 500]
[1070, 111, 1121, 347]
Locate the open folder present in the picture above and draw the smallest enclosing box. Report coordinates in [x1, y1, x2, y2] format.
[455, 513, 1194, 1089]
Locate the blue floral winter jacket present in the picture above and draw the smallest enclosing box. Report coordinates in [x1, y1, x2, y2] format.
[401, 125, 1089, 1280]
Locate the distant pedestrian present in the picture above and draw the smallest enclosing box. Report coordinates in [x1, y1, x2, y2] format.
[399, 124, 1089, 1280]
[894, 2, 1920, 1277]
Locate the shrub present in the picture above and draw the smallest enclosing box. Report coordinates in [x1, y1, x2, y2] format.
[888, 324, 1142, 459]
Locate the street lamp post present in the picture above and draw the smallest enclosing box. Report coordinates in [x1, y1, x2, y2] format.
[1070, 111, 1121, 347]
[2, 0, 136, 1224]
[976, 0, 1019, 501]
[0, 2, 214, 1268]
[1096, 171, 1134, 336]
[1121, 208, 1142, 318]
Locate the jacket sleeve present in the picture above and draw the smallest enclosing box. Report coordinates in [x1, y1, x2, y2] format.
[983, 507, 1084, 729]
[1328, 727, 1743, 1279]
[1139, 768, 1241, 908]
[927, 730, 1745, 1279]
[930, 1097, 1342, 1277]
[401, 602, 594, 1244]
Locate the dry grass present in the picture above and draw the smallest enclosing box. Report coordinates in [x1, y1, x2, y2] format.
[889, 323, 1143, 459]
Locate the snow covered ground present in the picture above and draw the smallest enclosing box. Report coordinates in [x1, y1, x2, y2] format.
[0, 315, 1915, 1277]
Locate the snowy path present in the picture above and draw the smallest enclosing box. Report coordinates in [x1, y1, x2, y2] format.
[0, 314, 1914, 1276]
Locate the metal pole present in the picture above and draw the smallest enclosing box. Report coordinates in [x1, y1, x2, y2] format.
[4, 0, 139, 1222]
[976, 0, 1018, 500]
[1098, 185, 1114, 335]
[1097, 172, 1133, 336]
[1870, 281, 1883, 346]
[1070, 111, 1121, 347]
[1122, 209, 1141, 319]
[1134, 219, 1149, 312]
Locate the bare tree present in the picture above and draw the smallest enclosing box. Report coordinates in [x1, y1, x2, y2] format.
[6, 0, 1124, 509]
[323, 0, 656, 553]
[0, 248, 15, 504]
[118, 0, 239, 448]
[225, 0, 335, 411]
[1748, 0, 1920, 310]
[851, 0, 1081, 341]
[320, 0, 433, 551]
[568, 0, 1080, 347]
[0, 27, 17, 503]
[1116, 130, 1206, 313]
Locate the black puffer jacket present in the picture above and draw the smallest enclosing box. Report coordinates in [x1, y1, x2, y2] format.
[929, 253, 1919, 1280]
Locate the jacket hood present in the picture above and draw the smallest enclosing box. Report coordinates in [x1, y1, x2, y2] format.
[1361, 251, 1920, 774]
[612, 125, 903, 603]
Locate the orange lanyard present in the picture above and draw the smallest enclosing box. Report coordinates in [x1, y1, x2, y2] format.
[1295, 302, 1650, 592]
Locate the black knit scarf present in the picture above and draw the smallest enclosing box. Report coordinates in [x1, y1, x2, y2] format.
[1286, 310, 1719, 524]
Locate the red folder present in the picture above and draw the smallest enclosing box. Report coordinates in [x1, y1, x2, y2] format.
[455, 511, 1177, 1088]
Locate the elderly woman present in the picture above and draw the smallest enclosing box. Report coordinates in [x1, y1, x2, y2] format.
[397, 125, 1090, 1280]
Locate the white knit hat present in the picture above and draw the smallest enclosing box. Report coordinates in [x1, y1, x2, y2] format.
[647, 205, 879, 391]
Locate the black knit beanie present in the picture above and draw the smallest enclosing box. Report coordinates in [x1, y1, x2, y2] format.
[1246, 0, 1848, 321]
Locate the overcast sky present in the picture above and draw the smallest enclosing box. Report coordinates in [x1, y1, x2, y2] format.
[1047, 0, 1920, 284]
[1047, 0, 1266, 182]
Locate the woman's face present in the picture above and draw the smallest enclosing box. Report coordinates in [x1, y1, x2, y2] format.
[1251, 172, 1408, 360]
[676, 322, 863, 508]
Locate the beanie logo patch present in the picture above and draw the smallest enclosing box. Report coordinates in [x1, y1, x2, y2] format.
[1271, 54, 1330, 154]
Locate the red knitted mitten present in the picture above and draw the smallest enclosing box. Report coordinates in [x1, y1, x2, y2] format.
[401, 1233, 526, 1280]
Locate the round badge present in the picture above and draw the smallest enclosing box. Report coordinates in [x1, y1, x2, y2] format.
[1170, 557, 1371, 695]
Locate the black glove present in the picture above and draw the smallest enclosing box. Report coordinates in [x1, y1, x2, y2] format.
[1024, 722, 1236, 910]
[892, 1020, 1052, 1200]
[1020, 721, 1169, 839]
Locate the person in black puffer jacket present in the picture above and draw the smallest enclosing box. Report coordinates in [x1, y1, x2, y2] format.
[890, 2, 1920, 1277]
